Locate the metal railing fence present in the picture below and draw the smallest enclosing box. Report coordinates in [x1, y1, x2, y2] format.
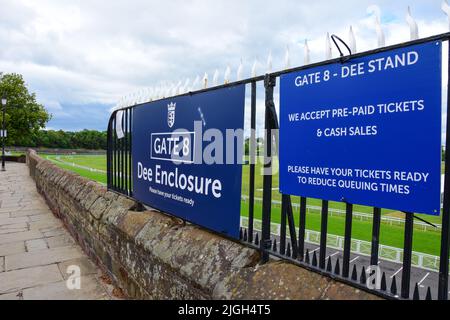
[107, 32, 450, 300]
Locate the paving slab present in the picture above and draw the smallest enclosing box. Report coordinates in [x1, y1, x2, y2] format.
[42, 227, 67, 238]
[0, 242, 26, 256]
[46, 234, 76, 249]
[0, 223, 29, 235]
[0, 230, 43, 245]
[6, 246, 85, 271]
[25, 239, 48, 252]
[0, 213, 10, 219]
[10, 210, 51, 218]
[0, 216, 29, 225]
[22, 275, 109, 300]
[0, 264, 63, 295]
[29, 219, 63, 231]
[0, 291, 22, 300]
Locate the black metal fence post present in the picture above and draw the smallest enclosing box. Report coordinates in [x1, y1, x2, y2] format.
[248, 81, 257, 243]
[298, 197, 307, 261]
[280, 196, 287, 255]
[106, 115, 112, 189]
[438, 41, 450, 300]
[319, 200, 329, 269]
[371, 207, 382, 266]
[261, 74, 276, 263]
[343, 203, 353, 278]
[401, 213, 414, 299]
[124, 109, 128, 195]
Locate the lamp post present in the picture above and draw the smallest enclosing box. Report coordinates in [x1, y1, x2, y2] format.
[1, 96, 6, 171]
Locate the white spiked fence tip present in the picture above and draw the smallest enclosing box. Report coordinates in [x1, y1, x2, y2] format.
[284, 46, 291, 69]
[224, 65, 231, 84]
[182, 78, 190, 93]
[203, 72, 208, 89]
[251, 59, 258, 78]
[267, 50, 273, 73]
[406, 6, 419, 41]
[164, 84, 170, 98]
[171, 83, 178, 96]
[375, 14, 385, 47]
[192, 75, 200, 90]
[442, 0, 450, 31]
[212, 70, 219, 86]
[349, 26, 356, 54]
[237, 59, 244, 81]
[325, 33, 332, 60]
[148, 88, 154, 101]
[304, 40, 310, 65]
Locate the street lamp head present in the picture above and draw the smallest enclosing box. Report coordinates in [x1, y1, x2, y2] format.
[1, 96, 6, 106]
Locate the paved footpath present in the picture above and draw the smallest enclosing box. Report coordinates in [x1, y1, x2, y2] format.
[0, 162, 116, 300]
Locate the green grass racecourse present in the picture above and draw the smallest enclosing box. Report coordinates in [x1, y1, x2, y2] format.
[44, 153, 443, 256]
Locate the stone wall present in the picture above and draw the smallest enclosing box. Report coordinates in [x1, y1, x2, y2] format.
[26, 150, 379, 300]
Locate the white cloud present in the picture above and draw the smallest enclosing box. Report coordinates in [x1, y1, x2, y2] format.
[0, 0, 449, 130]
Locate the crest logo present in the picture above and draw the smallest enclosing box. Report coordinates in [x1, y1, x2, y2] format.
[167, 102, 176, 128]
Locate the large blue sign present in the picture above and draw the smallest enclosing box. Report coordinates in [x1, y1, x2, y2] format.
[280, 41, 442, 215]
[132, 85, 245, 238]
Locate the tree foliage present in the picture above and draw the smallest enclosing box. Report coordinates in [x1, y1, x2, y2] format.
[0, 73, 51, 145]
[15, 129, 107, 150]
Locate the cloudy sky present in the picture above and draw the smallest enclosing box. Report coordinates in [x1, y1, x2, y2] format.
[0, 0, 449, 131]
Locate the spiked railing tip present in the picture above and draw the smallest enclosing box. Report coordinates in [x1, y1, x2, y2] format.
[284, 45, 291, 69]
[304, 39, 310, 65]
[325, 32, 332, 60]
[326, 257, 333, 272]
[351, 265, 358, 281]
[212, 70, 219, 87]
[390, 276, 398, 296]
[237, 59, 244, 81]
[334, 259, 341, 275]
[442, 0, 450, 31]
[192, 75, 200, 91]
[375, 14, 385, 47]
[312, 251, 318, 267]
[251, 59, 258, 78]
[203, 72, 208, 89]
[349, 25, 357, 54]
[360, 266, 367, 285]
[413, 283, 420, 300]
[286, 242, 291, 257]
[224, 65, 231, 84]
[406, 6, 419, 40]
[267, 50, 273, 73]
[380, 272, 387, 291]
[425, 287, 432, 300]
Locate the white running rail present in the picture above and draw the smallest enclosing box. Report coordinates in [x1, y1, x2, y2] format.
[241, 195, 441, 230]
[240, 216, 448, 273]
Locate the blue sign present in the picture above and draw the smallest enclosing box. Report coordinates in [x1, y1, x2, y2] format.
[132, 85, 245, 238]
[280, 41, 442, 215]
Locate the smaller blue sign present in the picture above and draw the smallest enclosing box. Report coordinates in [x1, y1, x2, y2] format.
[132, 85, 246, 238]
[279, 41, 442, 215]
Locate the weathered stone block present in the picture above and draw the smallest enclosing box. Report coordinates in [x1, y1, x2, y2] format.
[25, 150, 381, 301]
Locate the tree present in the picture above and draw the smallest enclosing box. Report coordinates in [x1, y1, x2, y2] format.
[0, 73, 51, 146]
